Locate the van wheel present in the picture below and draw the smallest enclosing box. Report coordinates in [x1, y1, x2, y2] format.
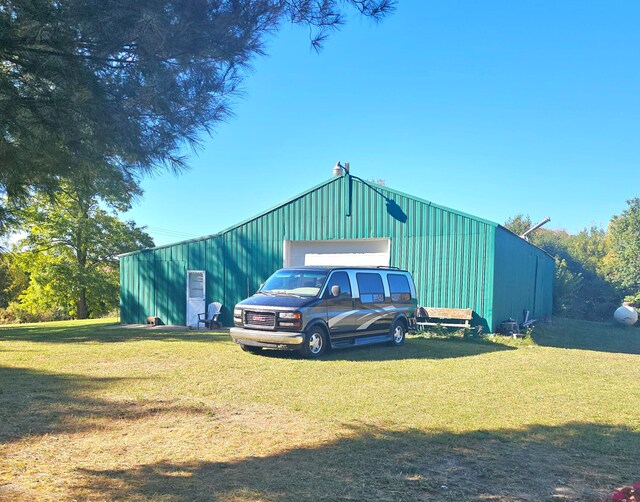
[299, 326, 327, 358]
[388, 320, 406, 346]
[240, 344, 262, 354]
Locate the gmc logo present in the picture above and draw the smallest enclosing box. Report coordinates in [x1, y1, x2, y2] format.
[252, 316, 267, 322]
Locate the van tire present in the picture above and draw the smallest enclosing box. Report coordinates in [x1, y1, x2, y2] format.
[240, 344, 262, 354]
[299, 325, 328, 359]
[388, 320, 406, 346]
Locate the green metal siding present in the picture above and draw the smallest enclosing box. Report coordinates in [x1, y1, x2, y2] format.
[120, 176, 502, 328]
[389, 197, 495, 331]
[492, 227, 554, 330]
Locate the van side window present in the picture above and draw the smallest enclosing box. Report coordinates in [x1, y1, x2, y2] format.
[388, 274, 411, 303]
[356, 273, 385, 303]
[325, 271, 352, 298]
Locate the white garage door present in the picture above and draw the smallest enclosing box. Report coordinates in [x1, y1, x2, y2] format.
[283, 239, 390, 267]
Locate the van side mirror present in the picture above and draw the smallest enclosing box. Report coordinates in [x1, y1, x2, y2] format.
[331, 285, 341, 297]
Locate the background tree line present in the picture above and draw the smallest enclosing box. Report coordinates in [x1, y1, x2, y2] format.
[505, 198, 640, 322]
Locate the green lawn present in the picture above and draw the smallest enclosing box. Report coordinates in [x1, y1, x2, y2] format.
[0, 318, 639, 501]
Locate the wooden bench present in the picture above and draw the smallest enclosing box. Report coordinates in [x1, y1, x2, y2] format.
[416, 307, 473, 329]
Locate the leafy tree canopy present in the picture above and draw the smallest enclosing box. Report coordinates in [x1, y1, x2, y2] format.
[0, 0, 395, 227]
[504, 214, 533, 237]
[504, 214, 618, 321]
[603, 198, 640, 296]
[12, 179, 153, 319]
[0, 251, 27, 308]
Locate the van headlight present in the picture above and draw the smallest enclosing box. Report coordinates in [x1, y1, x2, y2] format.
[277, 311, 301, 328]
[233, 309, 243, 326]
[278, 312, 301, 320]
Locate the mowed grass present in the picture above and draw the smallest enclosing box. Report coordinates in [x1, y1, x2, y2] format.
[0, 318, 639, 501]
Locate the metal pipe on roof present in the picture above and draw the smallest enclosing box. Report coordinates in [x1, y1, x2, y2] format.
[521, 217, 551, 241]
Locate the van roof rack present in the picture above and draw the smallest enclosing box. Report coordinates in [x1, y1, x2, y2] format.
[376, 266, 401, 270]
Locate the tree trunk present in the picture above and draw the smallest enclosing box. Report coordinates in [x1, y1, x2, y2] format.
[75, 195, 89, 320]
[77, 287, 88, 319]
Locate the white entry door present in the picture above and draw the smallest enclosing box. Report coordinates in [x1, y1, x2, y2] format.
[186, 270, 206, 327]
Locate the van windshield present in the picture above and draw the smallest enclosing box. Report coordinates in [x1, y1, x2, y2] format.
[260, 269, 329, 297]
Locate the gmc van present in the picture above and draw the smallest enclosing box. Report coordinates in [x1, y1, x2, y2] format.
[230, 266, 417, 358]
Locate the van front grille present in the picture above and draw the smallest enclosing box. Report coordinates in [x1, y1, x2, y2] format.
[244, 311, 276, 328]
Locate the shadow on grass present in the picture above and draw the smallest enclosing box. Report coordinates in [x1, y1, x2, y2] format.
[253, 336, 515, 362]
[533, 318, 640, 355]
[74, 422, 638, 501]
[0, 323, 229, 344]
[0, 323, 513, 360]
[0, 367, 210, 444]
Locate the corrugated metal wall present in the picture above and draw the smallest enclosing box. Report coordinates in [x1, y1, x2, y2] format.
[120, 176, 528, 330]
[491, 227, 555, 329]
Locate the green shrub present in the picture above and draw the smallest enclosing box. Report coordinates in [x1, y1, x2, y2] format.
[0, 302, 70, 324]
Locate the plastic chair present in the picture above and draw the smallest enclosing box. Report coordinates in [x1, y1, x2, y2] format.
[197, 302, 222, 329]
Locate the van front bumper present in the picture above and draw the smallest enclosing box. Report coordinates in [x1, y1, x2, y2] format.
[230, 327, 304, 348]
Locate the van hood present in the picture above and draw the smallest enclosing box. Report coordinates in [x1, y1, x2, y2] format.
[236, 294, 318, 309]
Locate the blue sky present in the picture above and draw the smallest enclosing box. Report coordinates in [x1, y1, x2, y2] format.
[124, 1, 640, 246]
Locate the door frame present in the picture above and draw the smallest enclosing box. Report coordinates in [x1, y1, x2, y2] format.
[186, 270, 206, 327]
